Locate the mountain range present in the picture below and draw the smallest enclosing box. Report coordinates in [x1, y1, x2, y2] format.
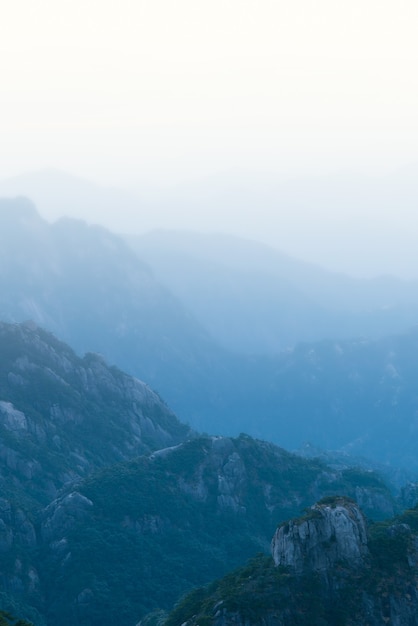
[2, 186, 418, 623]
[2, 166, 418, 278]
[2, 198, 418, 469]
[127, 229, 418, 354]
[0, 196, 223, 418]
[0, 321, 400, 625]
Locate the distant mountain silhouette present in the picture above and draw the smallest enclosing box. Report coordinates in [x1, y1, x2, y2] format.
[2, 198, 418, 470]
[128, 229, 418, 354]
[0, 169, 144, 231]
[3, 165, 418, 278]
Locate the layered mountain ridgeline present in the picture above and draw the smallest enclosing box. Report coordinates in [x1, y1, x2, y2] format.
[35, 436, 395, 625]
[0, 169, 142, 230]
[0, 197, 222, 415]
[0, 320, 190, 503]
[127, 230, 418, 354]
[244, 330, 418, 469]
[165, 497, 418, 626]
[3, 199, 418, 470]
[181, 327, 418, 472]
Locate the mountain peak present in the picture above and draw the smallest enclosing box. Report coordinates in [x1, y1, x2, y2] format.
[271, 496, 369, 574]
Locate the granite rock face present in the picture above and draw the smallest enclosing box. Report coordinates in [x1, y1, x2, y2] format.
[0, 320, 191, 500]
[271, 497, 369, 574]
[170, 499, 418, 626]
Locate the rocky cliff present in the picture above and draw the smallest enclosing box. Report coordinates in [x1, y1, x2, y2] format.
[167, 498, 418, 626]
[271, 496, 369, 574]
[0, 320, 190, 501]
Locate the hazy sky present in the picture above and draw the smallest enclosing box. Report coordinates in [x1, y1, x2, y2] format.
[1, 1, 418, 278]
[1, 0, 418, 185]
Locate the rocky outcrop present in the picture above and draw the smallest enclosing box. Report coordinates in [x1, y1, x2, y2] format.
[168, 500, 418, 626]
[0, 321, 191, 501]
[41, 491, 94, 543]
[271, 496, 369, 574]
[169, 436, 394, 521]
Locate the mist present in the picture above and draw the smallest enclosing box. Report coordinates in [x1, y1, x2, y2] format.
[1, 0, 418, 279]
[1, 165, 418, 279]
[3, 5, 418, 622]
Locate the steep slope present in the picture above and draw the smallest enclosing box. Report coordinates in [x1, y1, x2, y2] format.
[0, 320, 191, 624]
[37, 436, 394, 625]
[0, 319, 195, 624]
[128, 230, 418, 354]
[0, 320, 190, 503]
[166, 497, 418, 626]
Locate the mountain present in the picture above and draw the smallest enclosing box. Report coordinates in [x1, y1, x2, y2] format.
[0, 320, 190, 503]
[127, 229, 418, 354]
[165, 497, 418, 626]
[0, 170, 144, 233]
[0, 319, 409, 626]
[3, 199, 418, 470]
[4, 166, 418, 279]
[0, 197, 224, 418]
[34, 437, 394, 625]
[0, 320, 191, 624]
[236, 330, 418, 469]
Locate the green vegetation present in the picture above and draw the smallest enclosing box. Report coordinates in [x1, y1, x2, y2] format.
[36, 435, 395, 625]
[0, 321, 189, 507]
[164, 504, 418, 626]
[164, 554, 354, 626]
[0, 322, 407, 626]
[368, 512, 417, 573]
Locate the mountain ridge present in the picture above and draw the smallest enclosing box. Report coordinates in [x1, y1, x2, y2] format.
[0, 319, 411, 625]
[3, 198, 418, 470]
[0, 319, 190, 504]
[127, 229, 418, 354]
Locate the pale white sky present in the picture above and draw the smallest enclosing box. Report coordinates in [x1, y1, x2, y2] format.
[1, 0, 418, 278]
[1, 0, 418, 185]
